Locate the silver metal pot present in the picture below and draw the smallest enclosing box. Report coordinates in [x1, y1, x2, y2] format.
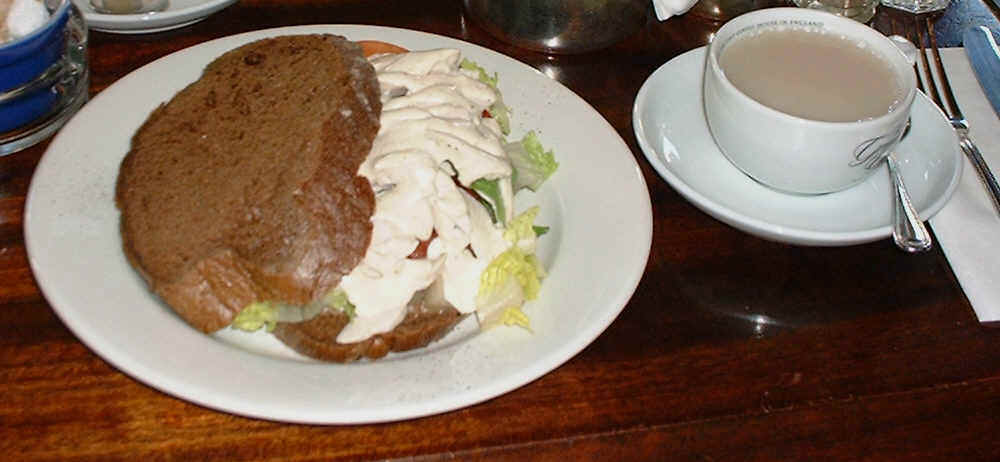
[462, 0, 652, 54]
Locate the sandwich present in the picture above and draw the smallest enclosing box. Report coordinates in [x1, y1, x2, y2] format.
[116, 34, 557, 362]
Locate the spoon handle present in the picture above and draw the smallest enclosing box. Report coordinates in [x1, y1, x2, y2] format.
[887, 153, 933, 253]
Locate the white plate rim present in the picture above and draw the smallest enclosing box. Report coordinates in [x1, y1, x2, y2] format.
[633, 46, 963, 247]
[73, 0, 237, 33]
[25, 25, 652, 424]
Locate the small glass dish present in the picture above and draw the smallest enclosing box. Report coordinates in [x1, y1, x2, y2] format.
[0, 0, 89, 156]
[880, 0, 950, 13]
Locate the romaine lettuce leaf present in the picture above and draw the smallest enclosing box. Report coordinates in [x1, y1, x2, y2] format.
[321, 288, 357, 318]
[461, 58, 511, 135]
[476, 246, 546, 326]
[503, 206, 541, 253]
[471, 177, 506, 225]
[232, 301, 280, 332]
[231, 289, 354, 332]
[505, 131, 558, 192]
[460, 58, 498, 88]
[498, 306, 532, 330]
[489, 100, 511, 136]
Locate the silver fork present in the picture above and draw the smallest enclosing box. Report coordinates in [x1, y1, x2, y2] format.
[907, 14, 1000, 215]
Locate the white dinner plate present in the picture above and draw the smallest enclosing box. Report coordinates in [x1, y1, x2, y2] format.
[25, 25, 652, 424]
[634, 47, 962, 246]
[73, 0, 237, 34]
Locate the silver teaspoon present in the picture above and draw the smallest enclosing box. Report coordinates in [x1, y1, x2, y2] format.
[886, 131, 932, 252]
[883, 37, 931, 252]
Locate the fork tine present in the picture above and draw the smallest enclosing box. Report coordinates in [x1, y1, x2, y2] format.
[925, 17, 963, 119]
[914, 16, 947, 113]
[886, 12, 1000, 216]
[914, 59, 925, 95]
[893, 15, 926, 94]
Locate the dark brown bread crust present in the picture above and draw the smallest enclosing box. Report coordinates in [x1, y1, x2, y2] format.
[273, 291, 465, 362]
[116, 35, 380, 333]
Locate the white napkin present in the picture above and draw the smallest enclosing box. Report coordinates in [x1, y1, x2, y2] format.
[652, 0, 697, 20]
[928, 48, 1000, 324]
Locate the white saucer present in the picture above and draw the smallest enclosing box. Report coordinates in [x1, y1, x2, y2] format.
[633, 47, 963, 247]
[73, 0, 236, 34]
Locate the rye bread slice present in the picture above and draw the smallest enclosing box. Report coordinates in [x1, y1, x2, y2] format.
[271, 40, 469, 362]
[116, 34, 381, 334]
[273, 288, 465, 362]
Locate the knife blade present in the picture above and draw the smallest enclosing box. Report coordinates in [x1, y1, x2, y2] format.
[964, 26, 1000, 118]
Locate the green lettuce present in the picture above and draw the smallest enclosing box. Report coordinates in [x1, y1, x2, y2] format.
[503, 206, 541, 252]
[471, 177, 506, 225]
[321, 288, 357, 318]
[231, 289, 355, 333]
[232, 301, 280, 332]
[461, 58, 511, 135]
[505, 131, 558, 192]
[476, 246, 545, 324]
[460, 58, 498, 88]
[475, 208, 548, 330]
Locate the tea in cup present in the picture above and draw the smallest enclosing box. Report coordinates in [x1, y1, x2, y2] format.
[703, 8, 916, 194]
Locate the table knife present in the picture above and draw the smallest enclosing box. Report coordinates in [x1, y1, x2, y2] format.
[964, 26, 1000, 118]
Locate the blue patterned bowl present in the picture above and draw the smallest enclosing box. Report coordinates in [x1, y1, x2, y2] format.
[0, 0, 71, 133]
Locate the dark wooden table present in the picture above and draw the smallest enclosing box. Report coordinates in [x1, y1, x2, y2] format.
[4, 1, 1000, 460]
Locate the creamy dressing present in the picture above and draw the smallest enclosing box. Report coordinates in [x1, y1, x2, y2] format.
[336, 49, 514, 343]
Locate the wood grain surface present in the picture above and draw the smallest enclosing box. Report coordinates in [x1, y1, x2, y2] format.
[2, 1, 1000, 460]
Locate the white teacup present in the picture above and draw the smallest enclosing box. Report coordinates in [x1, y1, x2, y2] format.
[703, 8, 917, 195]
